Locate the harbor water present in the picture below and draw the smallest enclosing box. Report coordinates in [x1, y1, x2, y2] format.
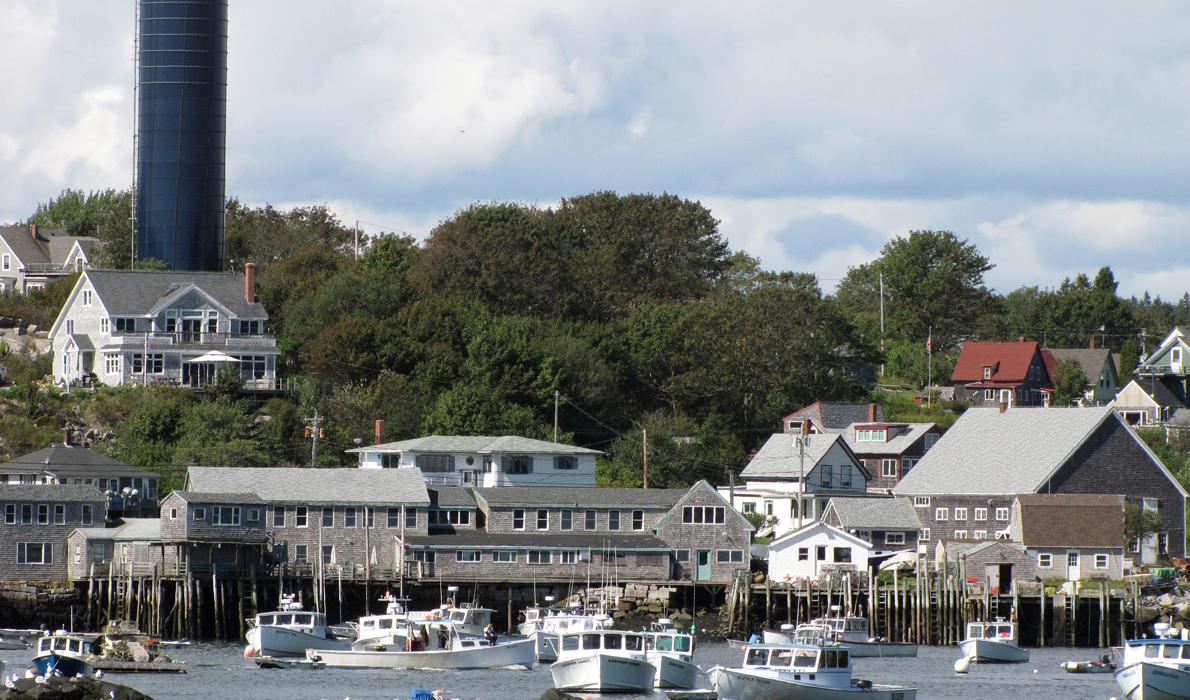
[0, 643, 1128, 699]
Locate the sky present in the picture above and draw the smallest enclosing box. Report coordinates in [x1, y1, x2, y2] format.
[2, 1, 1190, 299]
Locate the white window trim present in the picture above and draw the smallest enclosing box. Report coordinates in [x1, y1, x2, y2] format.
[935, 507, 948, 521]
[954, 507, 967, 521]
[1038, 553, 1052, 568]
[913, 496, 930, 508]
[920, 528, 930, 540]
[1094, 553, 1109, 570]
[884, 532, 905, 545]
[954, 530, 968, 539]
[995, 507, 1010, 522]
[974, 508, 987, 521]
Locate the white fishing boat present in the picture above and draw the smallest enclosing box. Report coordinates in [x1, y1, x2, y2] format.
[1114, 623, 1190, 699]
[517, 598, 613, 662]
[350, 592, 497, 646]
[307, 623, 534, 670]
[645, 620, 701, 689]
[244, 595, 352, 658]
[707, 642, 918, 700]
[764, 611, 917, 658]
[550, 629, 656, 693]
[958, 619, 1029, 663]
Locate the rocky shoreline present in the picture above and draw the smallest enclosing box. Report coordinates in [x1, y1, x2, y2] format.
[0, 676, 151, 700]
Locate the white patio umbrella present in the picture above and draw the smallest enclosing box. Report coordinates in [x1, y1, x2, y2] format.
[188, 350, 241, 363]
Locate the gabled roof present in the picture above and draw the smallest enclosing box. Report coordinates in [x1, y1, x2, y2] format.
[72, 518, 161, 542]
[784, 402, 883, 432]
[0, 484, 105, 502]
[0, 226, 88, 266]
[843, 422, 937, 455]
[348, 435, 602, 455]
[951, 341, 1043, 384]
[823, 497, 922, 531]
[1042, 348, 1115, 386]
[0, 444, 155, 478]
[169, 491, 266, 505]
[652, 480, 754, 532]
[741, 433, 867, 480]
[1014, 494, 1124, 548]
[474, 486, 687, 509]
[770, 520, 871, 550]
[78, 270, 267, 318]
[1121, 378, 1187, 409]
[893, 407, 1116, 495]
[186, 467, 430, 506]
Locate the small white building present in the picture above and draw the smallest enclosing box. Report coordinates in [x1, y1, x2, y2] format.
[767, 521, 872, 581]
[347, 435, 602, 487]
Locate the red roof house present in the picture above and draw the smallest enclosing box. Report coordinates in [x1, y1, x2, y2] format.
[951, 340, 1052, 407]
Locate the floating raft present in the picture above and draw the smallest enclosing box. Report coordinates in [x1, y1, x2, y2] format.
[91, 659, 189, 673]
[253, 656, 326, 670]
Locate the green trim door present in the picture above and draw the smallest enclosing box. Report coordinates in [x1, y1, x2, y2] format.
[696, 550, 712, 581]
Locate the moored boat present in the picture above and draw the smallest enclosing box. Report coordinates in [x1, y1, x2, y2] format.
[958, 619, 1029, 663]
[645, 620, 701, 689]
[550, 629, 655, 693]
[764, 613, 917, 658]
[707, 642, 917, 700]
[307, 627, 534, 670]
[32, 633, 94, 678]
[518, 599, 612, 662]
[244, 596, 352, 658]
[1114, 623, 1190, 699]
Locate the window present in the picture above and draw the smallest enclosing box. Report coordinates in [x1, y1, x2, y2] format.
[833, 547, 852, 563]
[345, 508, 357, 528]
[131, 353, 164, 374]
[113, 317, 136, 333]
[104, 354, 120, 374]
[273, 507, 286, 527]
[682, 506, 726, 524]
[192, 506, 205, 521]
[561, 510, 572, 530]
[632, 510, 643, 530]
[20, 504, 32, 524]
[973, 530, 987, 539]
[4, 505, 14, 524]
[413, 551, 435, 564]
[406, 508, 417, 528]
[855, 429, 887, 441]
[213, 506, 241, 526]
[995, 508, 1009, 522]
[1, 254, 8, 271]
[237, 319, 262, 335]
[913, 497, 930, 508]
[881, 459, 898, 478]
[502, 455, 532, 474]
[295, 506, 308, 528]
[322, 508, 334, 528]
[37, 504, 48, 525]
[513, 509, 525, 530]
[560, 550, 578, 564]
[798, 547, 809, 561]
[387, 507, 400, 527]
[742, 501, 756, 514]
[246, 508, 260, 523]
[456, 550, 481, 563]
[585, 510, 596, 530]
[920, 528, 930, 540]
[17, 543, 51, 565]
[82, 290, 92, 306]
[553, 456, 577, 470]
[322, 545, 334, 564]
[1174, 348, 1183, 364]
[816, 545, 827, 561]
[974, 508, 987, 521]
[237, 355, 267, 380]
[885, 532, 905, 545]
[924, 433, 938, 450]
[935, 508, 948, 521]
[429, 510, 472, 526]
[1130, 536, 1140, 553]
[1038, 552, 1052, 568]
[983, 367, 992, 380]
[415, 454, 454, 473]
[528, 550, 552, 565]
[53, 505, 65, 525]
[537, 509, 549, 530]
[840, 465, 852, 487]
[1095, 553, 1109, 570]
[492, 551, 516, 563]
[1161, 533, 1170, 555]
[954, 508, 967, 521]
[984, 389, 994, 401]
[820, 464, 833, 487]
[717, 550, 744, 563]
[294, 545, 308, 563]
[675, 550, 690, 563]
[609, 511, 620, 531]
[954, 530, 967, 540]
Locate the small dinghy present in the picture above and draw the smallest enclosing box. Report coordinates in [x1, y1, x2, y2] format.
[1061, 656, 1115, 674]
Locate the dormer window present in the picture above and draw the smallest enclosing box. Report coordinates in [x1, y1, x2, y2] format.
[983, 367, 992, 380]
[856, 428, 886, 441]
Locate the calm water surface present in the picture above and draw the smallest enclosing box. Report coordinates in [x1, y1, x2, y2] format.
[0, 643, 1125, 700]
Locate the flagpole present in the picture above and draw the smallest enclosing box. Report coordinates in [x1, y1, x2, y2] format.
[927, 326, 933, 407]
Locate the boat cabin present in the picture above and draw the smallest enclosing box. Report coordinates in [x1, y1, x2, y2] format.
[559, 631, 646, 655]
[817, 616, 869, 642]
[254, 610, 328, 632]
[742, 644, 853, 685]
[1122, 624, 1190, 665]
[965, 621, 1016, 641]
[37, 635, 88, 658]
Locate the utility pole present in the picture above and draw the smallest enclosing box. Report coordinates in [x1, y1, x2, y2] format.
[553, 390, 560, 443]
[796, 431, 810, 529]
[354, 221, 361, 260]
[304, 410, 324, 466]
[879, 272, 885, 376]
[642, 429, 649, 489]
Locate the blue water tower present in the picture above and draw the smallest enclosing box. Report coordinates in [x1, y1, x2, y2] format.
[135, 0, 228, 271]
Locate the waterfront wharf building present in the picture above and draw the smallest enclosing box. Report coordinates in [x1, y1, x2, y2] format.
[0, 443, 160, 518]
[0, 484, 105, 581]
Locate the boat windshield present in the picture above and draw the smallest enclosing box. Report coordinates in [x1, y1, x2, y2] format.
[746, 648, 767, 666]
[1145, 645, 1160, 658]
[792, 649, 818, 668]
[1164, 645, 1180, 659]
[274, 614, 293, 626]
[846, 619, 867, 632]
[39, 638, 51, 652]
[1183, 645, 1190, 659]
[605, 634, 622, 650]
[68, 639, 82, 653]
[992, 624, 1012, 639]
[294, 614, 313, 626]
[52, 638, 66, 651]
[582, 634, 601, 650]
[450, 611, 467, 622]
[624, 635, 642, 651]
[379, 619, 393, 630]
[673, 636, 691, 652]
[654, 636, 672, 651]
[562, 636, 580, 652]
[769, 650, 793, 667]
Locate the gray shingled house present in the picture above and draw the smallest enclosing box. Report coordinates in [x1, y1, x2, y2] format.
[0, 224, 96, 294]
[821, 497, 922, 553]
[842, 422, 943, 490]
[782, 402, 885, 435]
[67, 518, 164, 580]
[47, 267, 277, 389]
[0, 443, 160, 517]
[184, 466, 431, 578]
[0, 484, 105, 581]
[1042, 346, 1121, 405]
[159, 491, 270, 575]
[1009, 493, 1126, 581]
[894, 406, 1186, 562]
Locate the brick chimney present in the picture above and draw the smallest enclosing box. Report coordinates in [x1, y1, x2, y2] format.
[801, 418, 812, 435]
[1089, 337, 1096, 349]
[244, 262, 256, 303]
[998, 400, 1007, 414]
[867, 402, 877, 422]
[30, 224, 38, 239]
[374, 419, 386, 445]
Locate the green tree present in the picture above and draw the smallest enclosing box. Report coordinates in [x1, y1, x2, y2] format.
[172, 399, 270, 468]
[600, 410, 745, 488]
[420, 383, 556, 440]
[224, 199, 355, 270]
[834, 230, 996, 352]
[1124, 501, 1162, 555]
[1118, 336, 1140, 381]
[1051, 360, 1089, 406]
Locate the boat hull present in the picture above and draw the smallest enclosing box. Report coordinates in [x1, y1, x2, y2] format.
[959, 639, 1029, 663]
[1116, 661, 1190, 700]
[33, 653, 93, 678]
[762, 630, 917, 657]
[651, 654, 701, 689]
[550, 653, 655, 692]
[306, 638, 535, 670]
[709, 666, 916, 700]
[531, 630, 560, 662]
[246, 626, 352, 658]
